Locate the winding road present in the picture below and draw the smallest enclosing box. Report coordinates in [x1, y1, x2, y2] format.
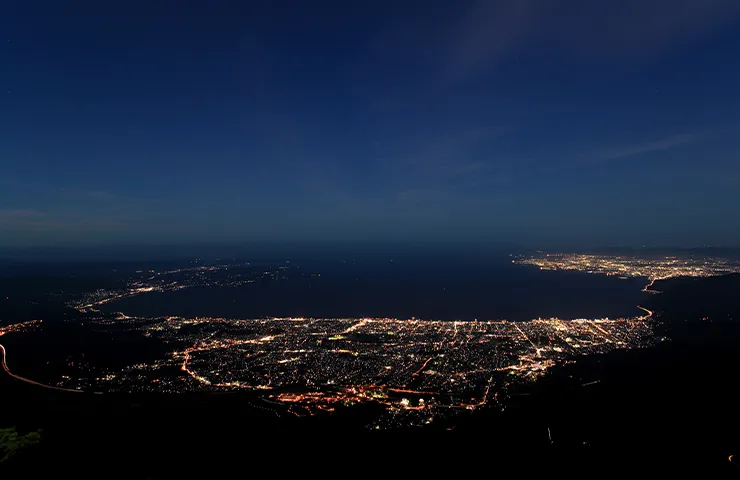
[0, 343, 82, 393]
[636, 305, 654, 320]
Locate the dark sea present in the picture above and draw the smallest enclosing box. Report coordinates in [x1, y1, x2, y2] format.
[100, 253, 649, 321]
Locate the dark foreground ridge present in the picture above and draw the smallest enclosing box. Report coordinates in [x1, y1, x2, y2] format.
[2, 275, 740, 478]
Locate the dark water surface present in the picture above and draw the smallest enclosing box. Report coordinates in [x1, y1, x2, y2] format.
[101, 256, 649, 321]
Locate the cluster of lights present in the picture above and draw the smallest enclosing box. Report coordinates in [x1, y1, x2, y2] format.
[515, 253, 740, 292]
[14, 253, 731, 427]
[72, 261, 301, 312]
[0, 319, 42, 337]
[78, 313, 656, 427]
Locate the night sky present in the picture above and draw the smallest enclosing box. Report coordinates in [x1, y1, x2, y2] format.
[2, 1, 739, 248]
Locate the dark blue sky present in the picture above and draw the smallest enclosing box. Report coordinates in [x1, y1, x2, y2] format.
[2, 0, 739, 248]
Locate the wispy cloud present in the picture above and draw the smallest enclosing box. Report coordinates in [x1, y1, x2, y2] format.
[402, 127, 504, 177]
[62, 188, 154, 204]
[439, 0, 740, 84]
[582, 133, 698, 164]
[564, 0, 740, 58]
[442, 0, 544, 83]
[0, 208, 124, 230]
[390, 126, 516, 202]
[77, 190, 120, 202]
[0, 209, 51, 226]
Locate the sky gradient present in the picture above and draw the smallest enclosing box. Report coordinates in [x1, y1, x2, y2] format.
[2, 0, 740, 248]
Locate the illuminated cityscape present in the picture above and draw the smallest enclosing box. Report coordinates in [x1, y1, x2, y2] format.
[0, 320, 42, 338]
[4, 252, 738, 428]
[74, 261, 288, 312]
[56, 252, 662, 428]
[514, 253, 740, 292]
[57, 312, 656, 428]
